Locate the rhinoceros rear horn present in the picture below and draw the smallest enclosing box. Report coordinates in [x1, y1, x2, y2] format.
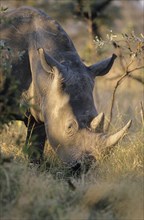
[38, 48, 64, 74]
[90, 112, 105, 132]
[89, 54, 117, 78]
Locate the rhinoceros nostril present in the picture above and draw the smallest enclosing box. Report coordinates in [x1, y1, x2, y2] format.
[70, 153, 96, 176]
[71, 162, 81, 172]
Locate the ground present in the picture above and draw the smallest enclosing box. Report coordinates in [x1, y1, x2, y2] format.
[0, 90, 143, 219]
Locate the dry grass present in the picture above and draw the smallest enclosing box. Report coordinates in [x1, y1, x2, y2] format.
[0, 47, 143, 219]
[0, 2, 143, 219]
[0, 75, 143, 220]
[0, 114, 143, 220]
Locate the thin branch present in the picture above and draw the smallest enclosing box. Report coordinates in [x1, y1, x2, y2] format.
[127, 66, 144, 74]
[105, 58, 134, 131]
[107, 65, 144, 85]
[105, 50, 143, 131]
[105, 72, 128, 131]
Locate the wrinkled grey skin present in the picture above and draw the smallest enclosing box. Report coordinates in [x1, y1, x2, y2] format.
[0, 7, 131, 167]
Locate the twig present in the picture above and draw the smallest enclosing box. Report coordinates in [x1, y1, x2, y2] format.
[105, 50, 142, 131]
[106, 57, 134, 131]
[127, 66, 144, 74]
[105, 72, 129, 131]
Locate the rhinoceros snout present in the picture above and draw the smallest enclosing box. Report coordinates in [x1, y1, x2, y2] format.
[70, 152, 96, 175]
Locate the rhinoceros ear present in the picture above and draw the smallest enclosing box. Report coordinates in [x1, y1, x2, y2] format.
[38, 48, 65, 74]
[89, 54, 117, 78]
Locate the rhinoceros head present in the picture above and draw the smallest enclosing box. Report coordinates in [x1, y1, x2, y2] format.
[29, 48, 131, 167]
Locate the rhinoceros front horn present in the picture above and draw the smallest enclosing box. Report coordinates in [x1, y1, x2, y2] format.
[105, 120, 132, 148]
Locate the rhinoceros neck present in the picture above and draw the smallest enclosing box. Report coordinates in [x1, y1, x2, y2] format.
[1, 7, 87, 122]
[1, 6, 84, 71]
[31, 8, 84, 69]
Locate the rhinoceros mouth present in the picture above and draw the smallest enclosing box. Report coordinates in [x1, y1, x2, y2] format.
[66, 151, 97, 174]
[69, 153, 96, 174]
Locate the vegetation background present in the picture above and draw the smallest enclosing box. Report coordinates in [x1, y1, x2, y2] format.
[0, 0, 144, 220]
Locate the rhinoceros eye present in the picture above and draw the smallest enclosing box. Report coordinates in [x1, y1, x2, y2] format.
[66, 119, 78, 136]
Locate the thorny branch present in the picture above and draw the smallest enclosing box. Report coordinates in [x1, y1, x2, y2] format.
[106, 65, 144, 131]
[103, 32, 144, 131]
[105, 70, 130, 131]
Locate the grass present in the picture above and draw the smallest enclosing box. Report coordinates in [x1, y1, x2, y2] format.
[0, 2, 143, 219]
[0, 116, 143, 220]
[0, 58, 143, 219]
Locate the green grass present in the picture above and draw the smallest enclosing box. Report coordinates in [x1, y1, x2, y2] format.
[0, 119, 143, 220]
